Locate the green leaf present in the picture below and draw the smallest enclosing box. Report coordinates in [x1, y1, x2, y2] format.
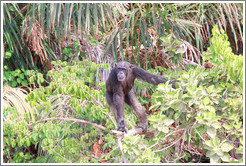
[236, 146, 243, 154]
[19, 73, 25, 79]
[17, 77, 22, 84]
[211, 122, 221, 129]
[223, 124, 233, 130]
[221, 143, 234, 152]
[207, 127, 216, 138]
[89, 37, 97, 46]
[132, 148, 140, 155]
[174, 111, 182, 120]
[220, 153, 230, 162]
[215, 149, 224, 156]
[202, 97, 210, 105]
[21, 80, 28, 86]
[11, 80, 17, 87]
[11, 138, 16, 148]
[25, 139, 31, 147]
[234, 122, 242, 130]
[159, 126, 169, 133]
[175, 47, 186, 54]
[204, 140, 213, 148]
[210, 155, 220, 163]
[170, 99, 186, 110]
[212, 137, 220, 146]
[208, 111, 215, 119]
[163, 119, 174, 126]
[5, 51, 12, 59]
[240, 137, 243, 144]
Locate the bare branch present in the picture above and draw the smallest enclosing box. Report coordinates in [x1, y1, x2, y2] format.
[27, 116, 154, 164]
[195, 128, 206, 142]
[154, 136, 183, 152]
[27, 117, 154, 137]
[28, 117, 107, 131]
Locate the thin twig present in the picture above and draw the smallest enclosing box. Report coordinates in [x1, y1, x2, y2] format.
[107, 112, 117, 129]
[188, 120, 197, 147]
[102, 145, 120, 157]
[165, 128, 185, 138]
[194, 128, 206, 142]
[179, 128, 187, 155]
[154, 136, 183, 152]
[58, 121, 77, 142]
[52, 149, 72, 163]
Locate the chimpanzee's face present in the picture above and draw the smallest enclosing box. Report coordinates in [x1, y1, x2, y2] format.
[116, 67, 127, 82]
[115, 61, 133, 82]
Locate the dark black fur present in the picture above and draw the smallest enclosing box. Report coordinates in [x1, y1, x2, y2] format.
[106, 61, 176, 132]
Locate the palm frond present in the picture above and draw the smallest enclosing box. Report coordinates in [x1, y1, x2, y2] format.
[3, 85, 35, 123]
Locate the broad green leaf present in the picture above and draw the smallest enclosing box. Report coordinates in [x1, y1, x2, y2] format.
[25, 139, 31, 147]
[132, 148, 140, 155]
[212, 137, 220, 146]
[208, 111, 215, 119]
[4, 51, 12, 59]
[211, 122, 221, 129]
[175, 47, 186, 54]
[149, 102, 161, 110]
[160, 126, 169, 133]
[11, 81, 17, 87]
[19, 73, 25, 79]
[236, 146, 243, 154]
[207, 127, 216, 138]
[17, 77, 22, 84]
[163, 119, 174, 126]
[220, 153, 230, 162]
[204, 140, 213, 148]
[240, 137, 243, 144]
[234, 122, 242, 130]
[11, 138, 16, 148]
[221, 143, 234, 152]
[174, 111, 182, 120]
[210, 155, 220, 163]
[215, 149, 223, 156]
[202, 97, 210, 105]
[223, 124, 233, 130]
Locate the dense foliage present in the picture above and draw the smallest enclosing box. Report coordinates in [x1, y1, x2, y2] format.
[3, 26, 243, 163]
[149, 26, 243, 163]
[3, 3, 243, 74]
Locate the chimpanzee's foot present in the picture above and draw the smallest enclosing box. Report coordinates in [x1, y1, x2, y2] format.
[117, 120, 127, 133]
[136, 122, 148, 133]
[117, 126, 127, 133]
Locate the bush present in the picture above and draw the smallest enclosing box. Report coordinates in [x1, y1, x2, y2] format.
[149, 25, 243, 163]
[3, 26, 243, 163]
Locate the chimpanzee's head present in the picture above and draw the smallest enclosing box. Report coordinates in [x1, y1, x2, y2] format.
[115, 61, 132, 82]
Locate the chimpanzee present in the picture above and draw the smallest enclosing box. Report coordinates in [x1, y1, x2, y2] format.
[106, 61, 177, 132]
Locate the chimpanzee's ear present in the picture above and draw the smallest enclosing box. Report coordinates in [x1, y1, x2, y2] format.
[129, 64, 133, 69]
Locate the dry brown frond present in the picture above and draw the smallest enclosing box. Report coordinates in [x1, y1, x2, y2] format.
[21, 17, 51, 70]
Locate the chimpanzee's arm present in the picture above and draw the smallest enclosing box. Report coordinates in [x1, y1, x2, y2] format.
[132, 66, 177, 89]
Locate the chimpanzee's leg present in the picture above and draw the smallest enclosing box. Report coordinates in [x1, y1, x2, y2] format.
[125, 90, 148, 132]
[106, 91, 126, 132]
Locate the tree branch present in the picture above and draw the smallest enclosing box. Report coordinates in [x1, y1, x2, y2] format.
[28, 117, 106, 131]
[26, 117, 153, 163]
[27, 117, 154, 137]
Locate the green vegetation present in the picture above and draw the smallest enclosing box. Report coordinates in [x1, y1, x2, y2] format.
[3, 2, 243, 163]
